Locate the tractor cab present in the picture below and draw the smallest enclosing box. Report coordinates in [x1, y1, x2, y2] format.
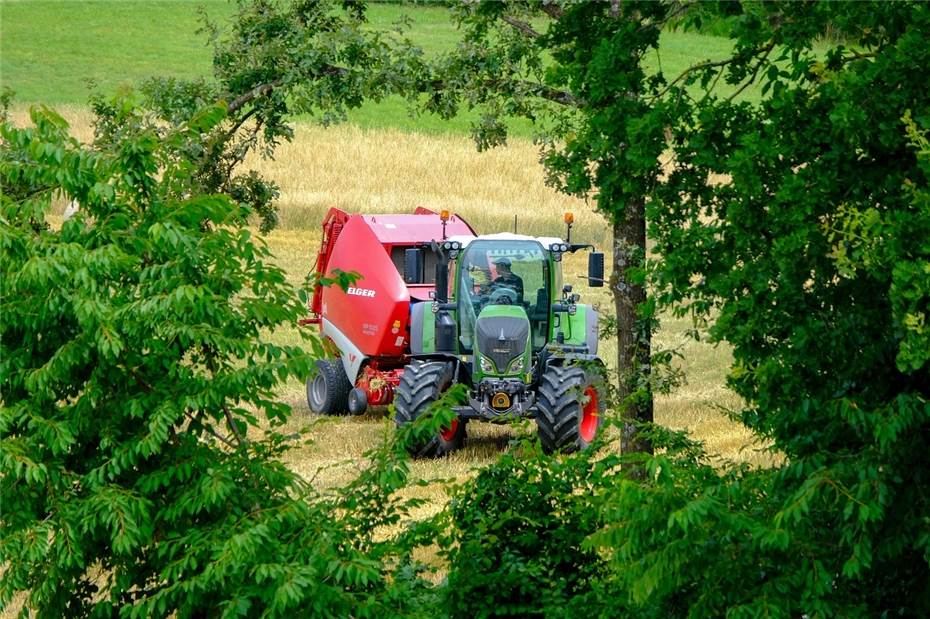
[455, 237, 552, 358]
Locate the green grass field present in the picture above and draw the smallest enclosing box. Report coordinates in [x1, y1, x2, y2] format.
[1, 0, 763, 137]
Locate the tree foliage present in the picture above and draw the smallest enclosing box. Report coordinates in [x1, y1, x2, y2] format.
[439, 1, 930, 615]
[645, 1, 930, 612]
[0, 104, 441, 617]
[3, 1, 930, 616]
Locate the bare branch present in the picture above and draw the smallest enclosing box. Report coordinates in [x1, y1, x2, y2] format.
[223, 405, 249, 448]
[501, 15, 541, 38]
[541, 2, 563, 20]
[651, 41, 776, 101]
[226, 79, 284, 115]
[184, 410, 237, 449]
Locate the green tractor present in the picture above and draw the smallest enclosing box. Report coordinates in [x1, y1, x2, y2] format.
[395, 218, 607, 457]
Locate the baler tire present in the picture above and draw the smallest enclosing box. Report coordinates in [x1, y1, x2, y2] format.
[347, 387, 369, 415]
[394, 361, 465, 458]
[536, 364, 606, 454]
[306, 359, 352, 415]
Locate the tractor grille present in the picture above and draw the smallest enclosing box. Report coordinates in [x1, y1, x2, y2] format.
[475, 316, 529, 373]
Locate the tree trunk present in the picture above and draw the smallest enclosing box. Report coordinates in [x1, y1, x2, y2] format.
[610, 197, 654, 455]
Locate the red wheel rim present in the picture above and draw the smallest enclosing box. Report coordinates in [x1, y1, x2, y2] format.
[440, 418, 459, 442]
[579, 386, 599, 443]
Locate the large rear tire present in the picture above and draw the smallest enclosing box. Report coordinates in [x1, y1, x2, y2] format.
[536, 364, 606, 454]
[394, 361, 465, 457]
[306, 359, 352, 415]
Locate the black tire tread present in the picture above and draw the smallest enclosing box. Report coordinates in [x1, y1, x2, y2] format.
[394, 361, 465, 457]
[306, 358, 352, 415]
[535, 364, 605, 454]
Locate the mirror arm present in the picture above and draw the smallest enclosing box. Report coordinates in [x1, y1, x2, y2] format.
[568, 243, 594, 253]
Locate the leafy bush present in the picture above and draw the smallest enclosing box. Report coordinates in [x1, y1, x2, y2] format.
[0, 103, 437, 617]
[440, 444, 616, 618]
[645, 2, 930, 614]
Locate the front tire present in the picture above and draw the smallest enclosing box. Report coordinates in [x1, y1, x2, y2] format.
[536, 364, 606, 454]
[394, 361, 465, 457]
[306, 359, 352, 415]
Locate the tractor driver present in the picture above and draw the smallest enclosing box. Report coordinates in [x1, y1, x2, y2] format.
[491, 257, 524, 302]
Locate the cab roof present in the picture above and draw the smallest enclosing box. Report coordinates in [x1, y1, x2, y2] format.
[448, 232, 566, 249]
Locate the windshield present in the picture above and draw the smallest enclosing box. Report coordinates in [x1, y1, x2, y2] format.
[456, 240, 550, 353]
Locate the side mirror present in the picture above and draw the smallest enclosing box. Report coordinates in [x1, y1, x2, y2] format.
[588, 252, 604, 287]
[404, 248, 425, 284]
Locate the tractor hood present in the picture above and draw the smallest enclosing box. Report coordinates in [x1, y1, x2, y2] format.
[475, 305, 530, 375]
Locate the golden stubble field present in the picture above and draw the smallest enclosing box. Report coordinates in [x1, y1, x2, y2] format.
[11, 106, 763, 520]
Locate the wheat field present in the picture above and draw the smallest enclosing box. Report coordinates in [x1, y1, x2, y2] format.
[9, 106, 763, 514]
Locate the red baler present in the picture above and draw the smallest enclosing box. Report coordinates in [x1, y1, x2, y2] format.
[302, 207, 476, 414]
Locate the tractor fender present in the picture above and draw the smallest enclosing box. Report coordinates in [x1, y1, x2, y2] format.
[562, 304, 599, 356]
[539, 350, 601, 379]
[321, 317, 367, 383]
[407, 353, 468, 384]
[585, 306, 599, 356]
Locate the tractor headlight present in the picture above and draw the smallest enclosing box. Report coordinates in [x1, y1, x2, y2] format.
[507, 356, 525, 374]
[480, 356, 496, 374]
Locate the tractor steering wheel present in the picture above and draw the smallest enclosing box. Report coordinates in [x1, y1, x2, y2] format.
[488, 286, 518, 306]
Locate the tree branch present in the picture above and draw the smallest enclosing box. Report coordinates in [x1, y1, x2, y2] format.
[428, 78, 578, 107]
[527, 81, 578, 106]
[725, 43, 775, 102]
[225, 65, 348, 115]
[226, 79, 284, 115]
[639, 0, 699, 32]
[651, 41, 776, 101]
[223, 405, 249, 448]
[501, 15, 541, 38]
[540, 2, 563, 20]
[184, 410, 237, 450]
[223, 107, 258, 142]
